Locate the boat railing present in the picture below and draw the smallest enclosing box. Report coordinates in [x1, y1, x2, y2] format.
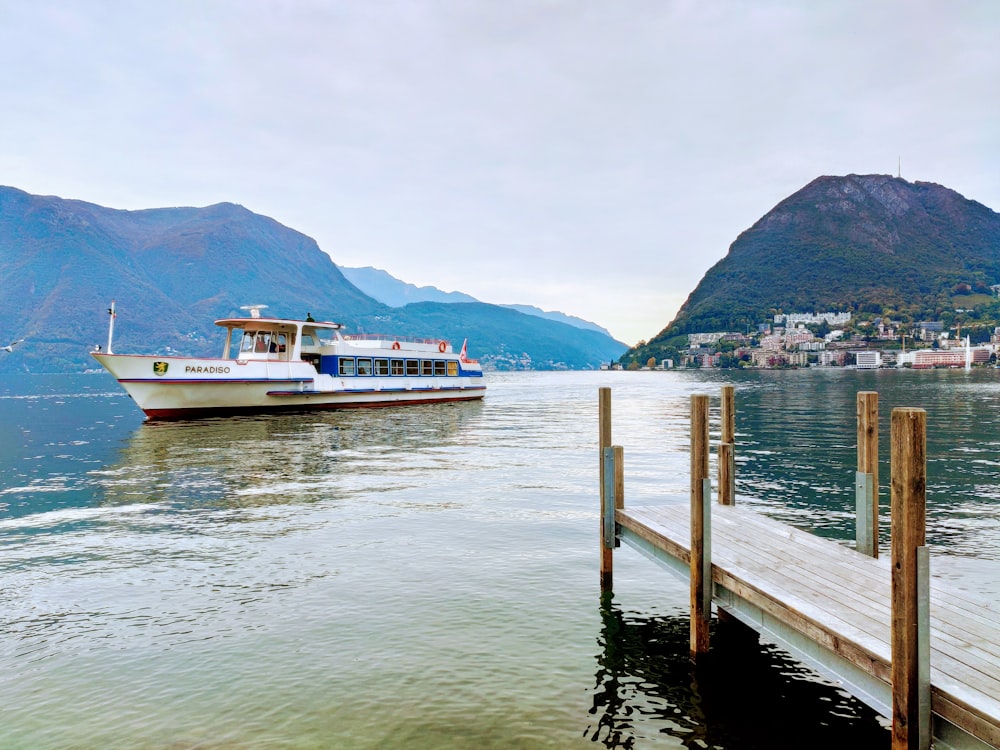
[344, 334, 449, 347]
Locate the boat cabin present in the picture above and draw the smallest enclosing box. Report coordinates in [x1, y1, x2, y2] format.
[216, 316, 343, 366]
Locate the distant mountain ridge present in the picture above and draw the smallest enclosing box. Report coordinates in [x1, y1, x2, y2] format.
[340, 266, 479, 306]
[629, 174, 1000, 362]
[0, 186, 627, 373]
[341, 265, 614, 337]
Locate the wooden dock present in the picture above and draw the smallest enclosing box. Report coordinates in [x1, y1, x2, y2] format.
[599, 387, 1000, 750]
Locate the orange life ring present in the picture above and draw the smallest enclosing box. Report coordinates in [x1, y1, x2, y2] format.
[438, 341, 447, 353]
[391, 341, 401, 350]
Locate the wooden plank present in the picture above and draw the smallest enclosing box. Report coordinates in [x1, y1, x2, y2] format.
[706, 505, 1000, 630]
[707, 511, 1000, 662]
[631, 503, 1000, 635]
[625, 502, 1000, 656]
[630, 505, 1000, 693]
[617, 502, 1000, 746]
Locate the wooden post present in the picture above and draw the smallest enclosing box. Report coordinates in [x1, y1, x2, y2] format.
[690, 393, 711, 658]
[599, 388, 612, 591]
[857, 391, 879, 557]
[891, 407, 928, 750]
[719, 384, 736, 505]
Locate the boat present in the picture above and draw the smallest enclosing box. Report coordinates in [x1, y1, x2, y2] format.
[92, 303, 486, 420]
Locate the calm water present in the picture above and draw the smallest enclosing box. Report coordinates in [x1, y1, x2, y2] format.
[1, 368, 997, 749]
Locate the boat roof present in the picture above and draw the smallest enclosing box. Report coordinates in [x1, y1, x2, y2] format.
[214, 316, 343, 330]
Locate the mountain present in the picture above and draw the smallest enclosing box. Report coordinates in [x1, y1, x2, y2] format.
[340, 266, 479, 306]
[0, 187, 627, 373]
[628, 174, 1000, 362]
[364, 301, 626, 371]
[498, 304, 613, 337]
[341, 265, 615, 336]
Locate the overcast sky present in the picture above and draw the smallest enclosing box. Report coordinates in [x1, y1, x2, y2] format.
[1, 1, 998, 344]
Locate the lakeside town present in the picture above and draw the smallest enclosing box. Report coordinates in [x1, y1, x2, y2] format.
[612, 311, 1000, 370]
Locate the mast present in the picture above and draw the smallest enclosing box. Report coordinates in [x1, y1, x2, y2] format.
[106, 301, 116, 354]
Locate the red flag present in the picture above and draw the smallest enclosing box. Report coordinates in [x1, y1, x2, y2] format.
[459, 339, 468, 362]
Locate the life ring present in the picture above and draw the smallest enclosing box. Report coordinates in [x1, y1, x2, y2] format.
[438, 341, 447, 353]
[391, 341, 401, 350]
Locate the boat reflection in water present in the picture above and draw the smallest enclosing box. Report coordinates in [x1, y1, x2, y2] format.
[95, 400, 485, 511]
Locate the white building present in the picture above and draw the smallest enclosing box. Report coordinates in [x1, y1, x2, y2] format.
[774, 311, 852, 327]
[854, 350, 882, 369]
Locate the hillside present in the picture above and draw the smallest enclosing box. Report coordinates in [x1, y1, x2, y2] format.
[628, 174, 1000, 362]
[0, 187, 627, 373]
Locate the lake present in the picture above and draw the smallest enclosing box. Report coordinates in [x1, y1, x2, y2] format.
[1, 368, 998, 749]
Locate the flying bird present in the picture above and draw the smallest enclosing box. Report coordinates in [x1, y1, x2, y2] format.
[2, 339, 24, 353]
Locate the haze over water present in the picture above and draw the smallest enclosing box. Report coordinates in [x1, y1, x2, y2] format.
[1, 369, 997, 748]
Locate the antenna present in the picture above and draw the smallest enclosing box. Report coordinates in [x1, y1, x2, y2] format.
[240, 304, 268, 319]
[898, 156, 901, 179]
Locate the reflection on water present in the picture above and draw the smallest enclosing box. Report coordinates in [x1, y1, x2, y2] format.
[590, 595, 888, 749]
[97, 402, 484, 510]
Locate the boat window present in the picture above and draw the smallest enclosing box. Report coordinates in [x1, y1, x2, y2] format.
[271, 333, 288, 354]
[374, 358, 389, 376]
[225, 328, 246, 358]
[434, 360, 447, 376]
[421, 360, 433, 376]
[339, 358, 356, 376]
[255, 332, 271, 353]
[447, 361, 458, 376]
[390, 359, 404, 376]
[406, 359, 419, 376]
[240, 331, 256, 353]
[301, 334, 317, 347]
[357, 358, 373, 376]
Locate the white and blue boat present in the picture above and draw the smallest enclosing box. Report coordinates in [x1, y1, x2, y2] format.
[93, 304, 486, 419]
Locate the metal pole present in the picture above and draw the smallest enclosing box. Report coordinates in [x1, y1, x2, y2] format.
[106, 300, 116, 354]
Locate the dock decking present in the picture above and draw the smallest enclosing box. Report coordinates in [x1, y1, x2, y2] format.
[599, 387, 1000, 750]
[618, 503, 1000, 750]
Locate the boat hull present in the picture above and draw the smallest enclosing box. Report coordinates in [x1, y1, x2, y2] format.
[94, 353, 485, 420]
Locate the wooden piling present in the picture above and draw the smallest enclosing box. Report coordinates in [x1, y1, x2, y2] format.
[890, 407, 928, 750]
[857, 391, 879, 557]
[600, 387, 613, 591]
[690, 393, 711, 657]
[719, 385, 736, 505]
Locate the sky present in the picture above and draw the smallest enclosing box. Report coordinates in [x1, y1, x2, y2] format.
[1, 1, 998, 345]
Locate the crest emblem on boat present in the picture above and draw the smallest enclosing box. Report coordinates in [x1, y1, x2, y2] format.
[152, 361, 169, 376]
